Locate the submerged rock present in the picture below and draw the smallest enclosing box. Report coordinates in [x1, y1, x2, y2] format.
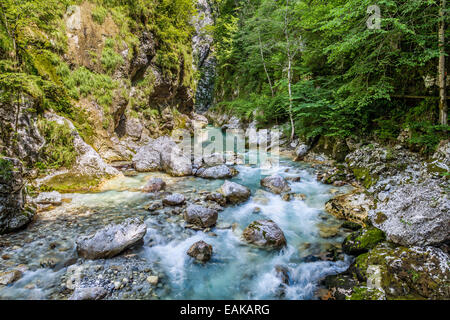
[219, 181, 251, 204]
[195, 165, 236, 179]
[163, 193, 186, 206]
[142, 178, 166, 193]
[187, 240, 213, 262]
[69, 287, 107, 300]
[205, 192, 226, 206]
[260, 174, 291, 194]
[76, 217, 147, 259]
[184, 204, 218, 228]
[34, 191, 62, 206]
[243, 220, 287, 250]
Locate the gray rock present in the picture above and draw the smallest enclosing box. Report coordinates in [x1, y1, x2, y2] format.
[260, 174, 291, 194]
[132, 141, 161, 172]
[187, 240, 213, 262]
[142, 178, 166, 193]
[184, 204, 218, 228]
[163, 193, 186, 206]
[133, 136, 192, 176]
[0, 270, 22, 285]
[243, 220, 287, 250]
[69, 287, 107, 300]
[76, 218, 147, 259]
[195, 165, 236, 179]
[219, 181, 251, 204]
[295, 144, 310, 160]
[205, 192, 226, 206]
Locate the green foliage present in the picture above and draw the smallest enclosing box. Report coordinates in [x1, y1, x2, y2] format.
[0, 157, 13, 180]
[37, 119, 77, 169]
[101, 38, 124, 74]
[213, 0, 450, 149]
[91, 5, 108, 24]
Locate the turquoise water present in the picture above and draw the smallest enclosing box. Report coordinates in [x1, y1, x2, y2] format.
[0, 129, 351, 300]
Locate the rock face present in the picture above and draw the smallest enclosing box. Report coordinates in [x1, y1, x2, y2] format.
[243, 220, 287, 250]
[69, 287, 107, 300]
[76, 218, 147, 259]
[132, 136, 192, 176]
[0, 94, 44, 164]
[260, 174, 291, 194]
[44, 113, 120, 178]
[163, 193, 186, 206]
[346, 143, 450, 246]
[187, 240, 213, 262]
[184, 204, 218, 228]
[142, 178, 166, 193]
[325, 189, 372, 225]
[0, 158, 35, 234]
[219, 181, 251, 204]
[195, 165, 236, 179]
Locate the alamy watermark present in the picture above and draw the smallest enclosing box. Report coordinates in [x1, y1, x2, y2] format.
[171, 127, 281, 173]
[367, 5, 381, 30]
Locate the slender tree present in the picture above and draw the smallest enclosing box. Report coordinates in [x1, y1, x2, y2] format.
[438, 0, 447, 125]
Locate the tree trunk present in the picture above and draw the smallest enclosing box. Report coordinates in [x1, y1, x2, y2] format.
[284, 0, 295, 141]
[438, 0, 447, 125]
[258, 31, 274, 97]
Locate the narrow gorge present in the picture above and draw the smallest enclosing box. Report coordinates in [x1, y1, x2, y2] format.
[0, 0, 449, 301]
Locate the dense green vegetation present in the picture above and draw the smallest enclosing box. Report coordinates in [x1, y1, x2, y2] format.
[212, 0, 449, 153]
[0, 0, 197, 168]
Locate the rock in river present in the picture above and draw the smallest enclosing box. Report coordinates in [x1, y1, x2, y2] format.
[69, 286, 107, 300]
[260, 174, 291, 194]
[243, 220, 287, 250]
[76, 217, 147, 259]
[187, 240, 213, 262]
[34, 191, 62, 205]
[184, 204, 218, 228]
[163, 193, 186, 206]
[219, 181, 251, 204]
[195, 164, 237, 179]
[142, 178, 166, 193]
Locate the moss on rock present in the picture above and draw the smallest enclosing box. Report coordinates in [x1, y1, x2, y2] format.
[342, 227, 386, 255]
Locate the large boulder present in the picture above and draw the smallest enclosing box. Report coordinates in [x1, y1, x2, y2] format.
[260, 174, 291, 194]
[195, 165, 237, 179]
[142, 178, 166, 193]
[76, 218, 147, 259]
[184, 204, 218, 228]
[243, 220, 287, 250]
[219, 181, 251, 204]
[295, 144, 310, 160]
[0, 157, 35, 234]
[339, 244, 450, 300]
[133, 136, 192, 176]
[132, 142, 161, 172]
[346, 143, 450, 246]
[187, 240, 213, 262]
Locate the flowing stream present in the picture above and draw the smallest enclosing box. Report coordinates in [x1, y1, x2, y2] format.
[0, 128, 353, 300]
